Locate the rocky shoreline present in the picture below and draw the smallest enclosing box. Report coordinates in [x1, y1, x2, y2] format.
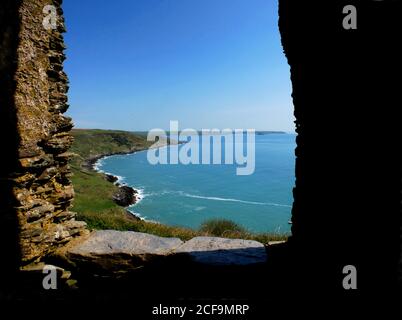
[81, 139, 177, 222]
[82, 149, 142, 171]
[112, 185, 139, 207]
[83, 148, 149, 221]
[81, 138, 174, 171]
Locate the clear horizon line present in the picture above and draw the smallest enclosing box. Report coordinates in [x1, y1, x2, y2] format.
[72, 126, 296, 134]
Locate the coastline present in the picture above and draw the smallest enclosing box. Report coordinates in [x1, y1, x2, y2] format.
[85, 135, 293, 229]
[70, 129, 289, 242]
[85, 141, 172, 222]
[90, 150, 146, 221]
[83, 138, 172, 171]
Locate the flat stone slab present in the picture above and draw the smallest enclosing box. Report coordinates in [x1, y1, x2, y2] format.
[69, 230, 183, 256]
[64, 232, 267, 275]
[174, 237, 267, 266]
[66, 230, 183, 274]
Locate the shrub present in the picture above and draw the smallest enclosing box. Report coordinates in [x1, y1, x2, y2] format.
[199, 219, 245, 237]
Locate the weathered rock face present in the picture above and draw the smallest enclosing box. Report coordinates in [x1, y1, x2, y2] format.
[0, 0, 88, 265]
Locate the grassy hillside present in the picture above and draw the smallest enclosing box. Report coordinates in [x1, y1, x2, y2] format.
[70, 129, 151, 225]
[70, 129, 152, 163]
[69, 129, 288, 243]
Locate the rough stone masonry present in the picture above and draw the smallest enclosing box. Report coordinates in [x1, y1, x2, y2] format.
[0, 0, 88, 265]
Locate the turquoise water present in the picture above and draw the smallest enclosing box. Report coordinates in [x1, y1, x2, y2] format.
[97, 133, 296, 233]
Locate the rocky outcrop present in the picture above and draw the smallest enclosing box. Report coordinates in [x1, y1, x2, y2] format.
[0, 0, 88, 265]
[105, 174, 118, 183]
[113, 185, 138, 207]
[104, 172, 142, 209]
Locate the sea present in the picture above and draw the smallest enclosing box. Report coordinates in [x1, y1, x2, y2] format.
[96, 133, 296, 233]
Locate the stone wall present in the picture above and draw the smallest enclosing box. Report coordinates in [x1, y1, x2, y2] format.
[0, 0, 87, 266]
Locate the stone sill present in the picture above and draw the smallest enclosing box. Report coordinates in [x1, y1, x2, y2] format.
[49, 230, 275, 278]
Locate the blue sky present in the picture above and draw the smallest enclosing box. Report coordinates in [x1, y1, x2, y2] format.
[63, 0, 294, 132]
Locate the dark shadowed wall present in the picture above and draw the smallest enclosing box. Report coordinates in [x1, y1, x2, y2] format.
[279, 0, 402, 291]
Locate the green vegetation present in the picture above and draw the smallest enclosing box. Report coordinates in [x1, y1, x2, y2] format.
[200, 219, 246, 236]
[71, 129, 152, 163]
[70, 129, 151, 216]
[70, 129, 288, 244]
[199, 219, 287, 243]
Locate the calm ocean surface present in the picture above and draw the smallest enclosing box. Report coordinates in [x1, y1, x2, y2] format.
[97, 133, 296, 233]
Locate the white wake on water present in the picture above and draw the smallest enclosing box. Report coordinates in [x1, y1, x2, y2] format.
[145, 190, 292, 208]
[179, 192, 292, 208]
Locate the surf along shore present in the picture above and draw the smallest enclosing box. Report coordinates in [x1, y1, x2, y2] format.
[69, 129, 288, 243]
